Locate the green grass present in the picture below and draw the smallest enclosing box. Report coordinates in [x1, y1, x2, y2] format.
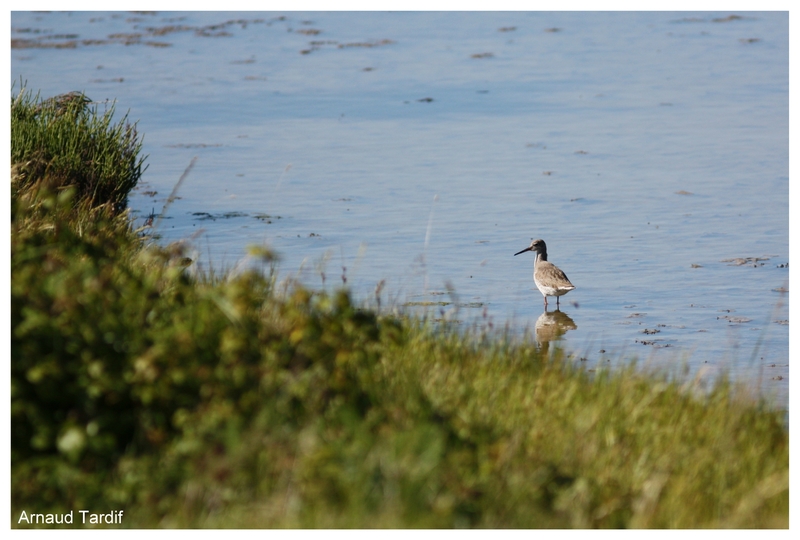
[11, 85, 146, 214]
[10, 91, 788, 528]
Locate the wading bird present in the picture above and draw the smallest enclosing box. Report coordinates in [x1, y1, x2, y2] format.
[514, 238, 575, 308]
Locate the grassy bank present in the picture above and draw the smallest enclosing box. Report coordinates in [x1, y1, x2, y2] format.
[10, 90, 788, 528]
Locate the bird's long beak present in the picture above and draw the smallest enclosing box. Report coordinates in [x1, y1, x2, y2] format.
[514, 246, 532, 256]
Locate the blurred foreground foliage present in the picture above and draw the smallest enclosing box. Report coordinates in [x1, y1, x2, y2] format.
[10, 91, 788, 528]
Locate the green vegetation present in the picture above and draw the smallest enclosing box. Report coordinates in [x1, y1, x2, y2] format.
[11, 87, 146, 214]
[11, 91, 788, 528]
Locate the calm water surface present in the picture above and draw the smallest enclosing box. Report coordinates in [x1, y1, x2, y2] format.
[11, 11, 789, 406]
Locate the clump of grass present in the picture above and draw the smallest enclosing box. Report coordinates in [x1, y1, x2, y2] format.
[11, 85, 147, 214]
[10, 92, 788, 529]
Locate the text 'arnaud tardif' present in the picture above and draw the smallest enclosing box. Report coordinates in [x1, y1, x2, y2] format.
[18, 510, 124, 526]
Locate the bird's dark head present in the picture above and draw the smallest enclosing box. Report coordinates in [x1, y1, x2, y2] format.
[514, 238, 547, 256]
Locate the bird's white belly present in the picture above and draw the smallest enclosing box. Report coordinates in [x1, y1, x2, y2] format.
[534, 276, 574, 297]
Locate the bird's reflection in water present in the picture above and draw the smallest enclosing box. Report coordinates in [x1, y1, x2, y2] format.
[534, 309, 577, 353]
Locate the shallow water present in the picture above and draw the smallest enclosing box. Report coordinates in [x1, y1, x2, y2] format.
[11, 11, 789, 406]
